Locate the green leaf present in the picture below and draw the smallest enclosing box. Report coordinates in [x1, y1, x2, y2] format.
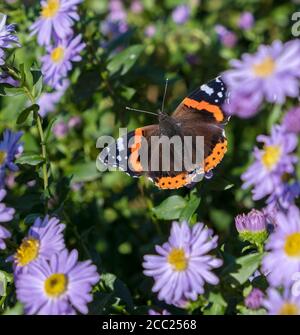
[107, 45, 144, 76]
[15, 154, 44, 166]
[19, 62, 33, 88]
[237, 306, 266, 315]
[152, 195, 187, 220]
[203, 292, 227, 315]
[19, 63, 26, 86]
[17, 104, 39, 124]
[3, 303, 24, 315]
[88, 292, 114, 315]
[31, 69, 43, 99]
[179, 192, 200, 222]
[101, 273, 117, 291]
[44, 117, 57, 143]
[120, 86, 136, 100]
[0, 84, 24, 97]
[230, 252, 264, 285]
[0, 270, 13, 297]
[66, 161, 100, 183]
[100, 273, 134, 311]
[267, 104, 282, 132]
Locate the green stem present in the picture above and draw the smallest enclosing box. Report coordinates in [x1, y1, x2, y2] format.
[36, 115, 48, 191]
[4, 66, 49, 203]
[23, 87, 49, 194]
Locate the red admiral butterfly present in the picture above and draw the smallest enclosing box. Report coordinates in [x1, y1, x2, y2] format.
[99, 77, 228, 190]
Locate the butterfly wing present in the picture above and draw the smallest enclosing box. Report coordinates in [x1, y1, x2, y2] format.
[99, 125, 160, 178]
[172, 76, 228, 175]
[99, 124, 194, 189]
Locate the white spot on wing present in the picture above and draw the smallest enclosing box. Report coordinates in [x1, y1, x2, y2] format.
[200, 84, 214, 96]
[117, 138, 125, 151]
[217, 92, 223, 98]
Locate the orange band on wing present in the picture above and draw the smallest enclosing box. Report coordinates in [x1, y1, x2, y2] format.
[155, 172, 192, 190]
[129, 128, 143, 172]
[204, 139, 228, 172]
[183, 97, 224, 122]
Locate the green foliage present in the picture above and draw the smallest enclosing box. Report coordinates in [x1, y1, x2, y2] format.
[230, 253, 264, 285]
[152, 195, 187, 220]
[107, 45, 144, 76]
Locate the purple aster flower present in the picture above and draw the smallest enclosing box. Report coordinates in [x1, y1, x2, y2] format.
[0, 189, 14, 250]
[101, 20, 128, 40]
[0, 130, 23, 188]
[0, 73, 19, 86]
[130, 0, 143, 14]
[262, 207, 278, 232]
[215, 24, 237, 48]
[15, 249, 100, 315]
[38, 79, 69, 117]
[109, 0, 126, 22]
[224, 40, 300, 105]
[267, 181, 300, 211]
[172, 5, 190, 25]
[263, 287, 300, 315]
[148, 309, 171, 315]
[53, 120, 69, 138]
[144, 25, 156, 38]
[12, 216, 65, 275]
[0, 14, 20, 65]
[235, 209, 267, 233]
[282, 106, 300, 134]
[41, 35, 85, 89]
[68, 115, 82, 129]
[30, 0, 83, 46]
[235, 209, 268, 249]
[242, 125, 298, 201]
[223, 87, 261, 118]
[238, 12, 254, 30]
[101, 0, 128, 40]
[245, 288, 264, 310]
[262, 206, 300, 287]
[143, 221, 222, 306]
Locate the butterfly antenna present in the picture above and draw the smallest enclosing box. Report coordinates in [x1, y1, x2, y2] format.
[161, 78, 169, 113]
[125, 107, 158, 116]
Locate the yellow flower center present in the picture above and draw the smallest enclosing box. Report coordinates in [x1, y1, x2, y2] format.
[261, 145, 281, 170]
[284, 232, 300, 257]
[0, 150, 7, 165]
[167, 248, 188, 271]
[15, 237, 40, 266]
[41, 0, 60, 18]
[51, 46, 65, 63]
[279, 303, 299, 315]
[253, 57, 276, 77]
[44, 273, 68, 298]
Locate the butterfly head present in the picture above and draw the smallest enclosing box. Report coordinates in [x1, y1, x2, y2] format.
[158, 110, 181, 137]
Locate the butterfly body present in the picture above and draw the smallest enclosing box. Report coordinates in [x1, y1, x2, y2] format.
[158, 112, 182, 137]
[99, 77, 228, 190]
